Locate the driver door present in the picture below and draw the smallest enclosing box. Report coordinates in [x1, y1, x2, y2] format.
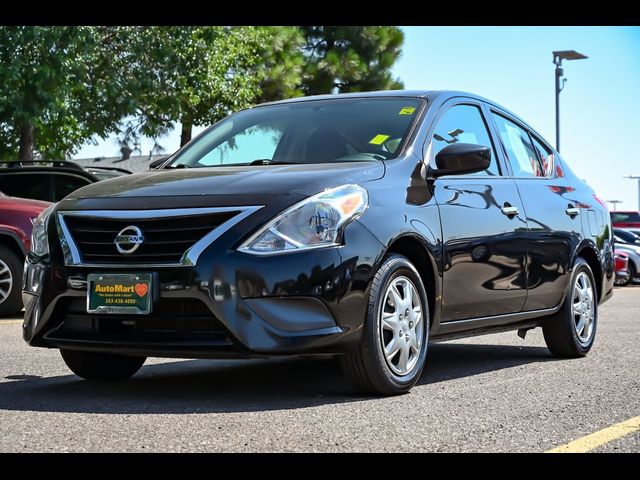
[429, 101, 528, 321]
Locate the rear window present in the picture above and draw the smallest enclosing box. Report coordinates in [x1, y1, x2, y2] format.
[611, 212, 640, 223]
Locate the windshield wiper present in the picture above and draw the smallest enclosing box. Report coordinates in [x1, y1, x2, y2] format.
[247, 159, 300, 166]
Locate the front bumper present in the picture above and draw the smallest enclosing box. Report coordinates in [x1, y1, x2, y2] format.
[23, 220, 384, 358]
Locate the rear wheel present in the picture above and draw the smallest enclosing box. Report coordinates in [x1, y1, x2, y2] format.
[341, 254, 429, 396]
[614, 265, 632, 286]
[61, 350, 146, 381]
[542, 257, 597, 357]
[0, 245, 23, 317]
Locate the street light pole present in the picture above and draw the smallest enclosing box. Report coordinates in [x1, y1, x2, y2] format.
[624, 175, 640, 211]
[607, 200, 623, 211]
[552, 50, 588, 152]
[554, 58, 562, 152]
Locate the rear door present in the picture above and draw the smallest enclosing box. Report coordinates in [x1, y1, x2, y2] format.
[488, 109, 581, 311]
[429, 100, 528, 321]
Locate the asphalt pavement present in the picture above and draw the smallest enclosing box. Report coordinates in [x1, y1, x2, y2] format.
[0, 286, 638, 452]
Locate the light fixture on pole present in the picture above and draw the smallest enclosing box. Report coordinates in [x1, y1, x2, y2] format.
[553, 50, 588, 152]
[624, 175, 640, 211]
[607, 200, 623, 211]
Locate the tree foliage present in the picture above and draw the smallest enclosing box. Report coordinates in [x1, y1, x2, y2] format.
[120, 26, 274, 149]
[300, 26, 404, 95]
[0, 26, 135, 160]
[0, 26, 406, 158]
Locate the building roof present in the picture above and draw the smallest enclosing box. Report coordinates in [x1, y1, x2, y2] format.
[72, 155, 167, 173]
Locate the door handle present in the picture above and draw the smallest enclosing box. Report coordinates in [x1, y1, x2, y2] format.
[566, 206, 580, 218]
[501, 204, 519, 217]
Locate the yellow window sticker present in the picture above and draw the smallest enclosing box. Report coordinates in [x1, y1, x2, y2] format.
[369, 134, 390, 145]
[399, 107, 416, 115]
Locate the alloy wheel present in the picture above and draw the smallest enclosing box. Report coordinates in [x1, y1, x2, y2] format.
[380, 275, 424, 376]
[572, 271, 595, 344]
[0, 259, 13, 305]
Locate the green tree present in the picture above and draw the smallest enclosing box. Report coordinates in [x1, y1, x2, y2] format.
[300, 26, 404, 95]
[0, 26, 136, 160]
[254, 27, 305, 103]
[121, 26, 274, 148]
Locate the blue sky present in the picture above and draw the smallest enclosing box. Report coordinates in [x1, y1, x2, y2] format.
[76, 26, 640, 210]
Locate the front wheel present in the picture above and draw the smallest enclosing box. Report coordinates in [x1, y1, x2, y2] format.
[341, 254, 430, 396]
[61, 350, 146, 381]
[542, 257, 598, 357]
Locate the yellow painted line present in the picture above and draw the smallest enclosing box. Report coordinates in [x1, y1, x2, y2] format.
[0, 319, 22, 325]
[546, 416, 640, 453]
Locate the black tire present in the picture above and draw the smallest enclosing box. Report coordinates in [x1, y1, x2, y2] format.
[60, 349, 146, 381]
[340, 254, 430, 396]
[542, 257, 598, 358]
[614, 263, 632, 287]
[0, 245, 23, 317]
[629, 262, 638, 285]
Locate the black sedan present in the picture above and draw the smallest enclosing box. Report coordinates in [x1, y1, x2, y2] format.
[23, 90, 613, 395]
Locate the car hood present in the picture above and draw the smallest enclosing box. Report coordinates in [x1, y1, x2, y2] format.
[0, 196, 50, 215]
[65, 161, 385, 208]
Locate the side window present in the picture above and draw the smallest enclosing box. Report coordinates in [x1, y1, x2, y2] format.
[0, 173, 51, 201]
[530, 135, 555, 177]
[492, 113, 544, 178]
[431, 104, 500, 176]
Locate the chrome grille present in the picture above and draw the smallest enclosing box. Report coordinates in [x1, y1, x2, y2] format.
[57, 207, 262, 267]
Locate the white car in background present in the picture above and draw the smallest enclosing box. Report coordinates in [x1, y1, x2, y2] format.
[613, 233, 640, 284]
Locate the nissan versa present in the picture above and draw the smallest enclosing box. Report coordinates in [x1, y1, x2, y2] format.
[23, 91, 613, 395]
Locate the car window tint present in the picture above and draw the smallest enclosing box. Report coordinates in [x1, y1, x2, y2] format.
[492, 113, 544, 178]
[198, 123, 285, 166]
[431, 105, 500, 176]
[530, 135, 554, 177]
[0, 173, 51, 201]
[52, 175, 92, 201]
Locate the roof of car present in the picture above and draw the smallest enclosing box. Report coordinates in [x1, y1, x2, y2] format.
[255, 90, 499, 107]
[0, 161, 100, 181]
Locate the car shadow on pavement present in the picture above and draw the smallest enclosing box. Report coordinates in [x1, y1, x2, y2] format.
[0, 343, 553, 414]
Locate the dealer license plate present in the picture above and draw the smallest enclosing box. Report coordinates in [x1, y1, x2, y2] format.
[87, 273, 152, 314]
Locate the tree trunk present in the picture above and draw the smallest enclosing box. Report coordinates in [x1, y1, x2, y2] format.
[18, 122, 35, 160]
[180, 122, 192, 147]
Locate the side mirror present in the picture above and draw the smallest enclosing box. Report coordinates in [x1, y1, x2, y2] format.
[149, 156, 171, 169]
[432, 143, 491, 177]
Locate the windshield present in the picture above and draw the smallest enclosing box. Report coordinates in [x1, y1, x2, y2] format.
[170, 98, 423, 168]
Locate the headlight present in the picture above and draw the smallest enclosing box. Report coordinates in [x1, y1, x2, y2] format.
[238, 184, 368, 255]
[30, 204, 55, 256]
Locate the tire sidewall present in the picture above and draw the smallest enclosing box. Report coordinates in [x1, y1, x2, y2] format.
[368, 257, 430, 389]
[0, 245, 23, 316]
[566, 259, 598, 353]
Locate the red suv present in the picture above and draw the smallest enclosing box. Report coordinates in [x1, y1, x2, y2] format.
[0, 193, 50, 315]
[611, 211, 640, 228]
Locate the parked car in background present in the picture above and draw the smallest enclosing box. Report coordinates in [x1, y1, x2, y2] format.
[613, 234, 640, 285]
[0, 192, 50, 315]
[614, 251, 631, 286]
[625, 228, 640, 237]
[613, 228, 640, 246]
[611, 211, 640, 229]
[0, 161, 130, 202]
[23, 90, 614, 395]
